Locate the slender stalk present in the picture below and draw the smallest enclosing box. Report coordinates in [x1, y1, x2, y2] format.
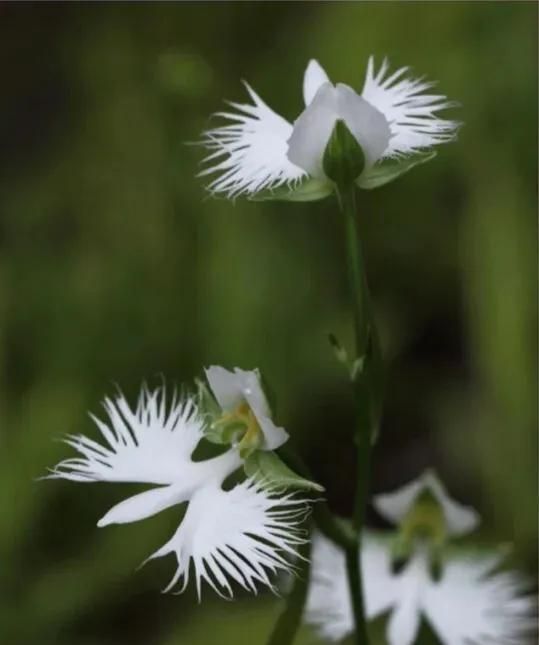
[338, 184, 380, 645]
[266, 523, 312, 645]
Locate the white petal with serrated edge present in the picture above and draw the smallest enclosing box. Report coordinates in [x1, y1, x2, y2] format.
[422, 553, 537, 645]
[200, 82, 305, 197]
[305, 532, 400, 642]
[361, 56, 459, 159]
[146, 479, 308, 599]
[205, 365, 288, 450]
[305, 535, 537, 645]
[303, 59, 331, 106]
[47, 387, 205, 485]
[373, 470, 480, 537]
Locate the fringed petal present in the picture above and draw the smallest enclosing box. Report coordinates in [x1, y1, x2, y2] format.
[200, 83, 305, 197]
[423, 553, 538, 645]
[147, 479, 309, 598]
[47, 386, 205, 485]
[305, 532, 400, 642]
[361, 56, 459, 159]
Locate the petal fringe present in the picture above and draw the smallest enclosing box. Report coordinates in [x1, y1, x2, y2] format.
[47, 386, 205, 485]
[199, 82, 305, 197]
[146, 478, 310, 599]
[361, 56, 460, 159]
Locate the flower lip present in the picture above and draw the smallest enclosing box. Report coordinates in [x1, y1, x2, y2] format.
[204, 365, 289, 451]
[46, 383, 307, 598]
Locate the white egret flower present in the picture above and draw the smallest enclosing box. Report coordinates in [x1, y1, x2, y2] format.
[205, 365, 288, 451]
[46, 384, 308, 598]
[200, 57, 459, 197]
[373, 469, 480, 537]
[305, 532, 536, 645]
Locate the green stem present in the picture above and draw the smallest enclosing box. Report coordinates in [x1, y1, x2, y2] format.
[338, 184, 380, 645]
[265, 523, 312, 645]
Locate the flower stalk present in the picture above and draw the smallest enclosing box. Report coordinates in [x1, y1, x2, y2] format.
[336, 181, 383, 645]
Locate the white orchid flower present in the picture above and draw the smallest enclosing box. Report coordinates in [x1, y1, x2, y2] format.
[205, 365, 288, 452]
[46, 384, 308, 598]
[305, 532, 536, 645]
[200, 57, 459, 197]
[373, 469, 480, 537]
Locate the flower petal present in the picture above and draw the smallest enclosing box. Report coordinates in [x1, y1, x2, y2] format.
[287, 83, 339, 178]
[386, 577, 422, 645]
[334, 83, 391, 167]
[147, 479, 308, 598]
[287, 83, 391, 176]
[422, 552, 537, 645]
[373, 470, 480, 537]
[303, 59, 331, 106]
[361, 56, 459, 159]
[97, 483, 189, 527]
[200, 82, 305, 197]
[205, 366, 289, 450]
[305, 532, 400, 642]
[48, 387, 205, 485]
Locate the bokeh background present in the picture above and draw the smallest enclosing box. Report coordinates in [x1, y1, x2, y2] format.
[0, 2, 537, 644]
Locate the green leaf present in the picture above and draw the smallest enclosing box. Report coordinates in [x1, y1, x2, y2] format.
[244, 450, 325, 492]
[357, 151, 437, 190]
[322, 119, 365, 186]
[249, 177, 332, 202]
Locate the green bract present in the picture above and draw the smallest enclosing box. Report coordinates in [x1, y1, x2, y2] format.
[358, 151, 437, 189]
[249, 150, 437, 203]
[249, 177, 332, 203]
[244, 450, 324, 492]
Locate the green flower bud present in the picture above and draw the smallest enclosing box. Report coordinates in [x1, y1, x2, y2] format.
[322, 120, 365, 187]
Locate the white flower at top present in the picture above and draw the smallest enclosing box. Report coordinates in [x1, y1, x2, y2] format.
[46, 382, 307, 598]
[200, 57, 459, 197]
[372, 469, 480, 537]
[305, 531, 536, 645]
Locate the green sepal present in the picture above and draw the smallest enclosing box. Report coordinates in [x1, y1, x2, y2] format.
[196, 379, 227, 445]
[249, 177, 332, 202]
[196, 378, 221, 419]
[244, 450, 325, 492]
[357, 151, 437, 190]
[323, 119, 365, 186]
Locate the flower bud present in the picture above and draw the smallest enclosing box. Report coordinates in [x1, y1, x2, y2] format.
[322, 119, 365, 186]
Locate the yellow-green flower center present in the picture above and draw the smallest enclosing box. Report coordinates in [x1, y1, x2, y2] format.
[211, 401, 264, 458]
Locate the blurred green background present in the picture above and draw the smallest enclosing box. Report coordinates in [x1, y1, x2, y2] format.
[0, 2, 536, 644]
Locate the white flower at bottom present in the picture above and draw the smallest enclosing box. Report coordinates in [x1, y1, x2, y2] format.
[305, 532, 536, 645]
[200, 57, 459, 197]
[46, 385, 307, 598]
